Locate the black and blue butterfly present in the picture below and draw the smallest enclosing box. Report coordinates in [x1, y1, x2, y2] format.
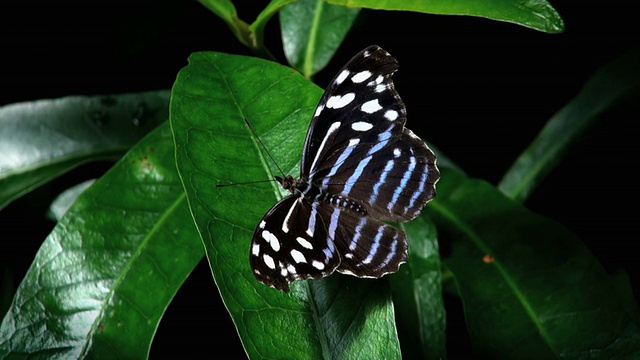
[250, 45, 439, 292]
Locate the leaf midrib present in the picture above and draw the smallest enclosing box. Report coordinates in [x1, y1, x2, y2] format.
[430, 200, 556, 353]
[212, 56, 336, 358]
[77, 191, 187, 358]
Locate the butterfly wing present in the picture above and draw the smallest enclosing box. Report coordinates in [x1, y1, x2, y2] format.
[300, 45, 439, 222]
[251, 195, 407, 291]
[250, 196, 340, 292]
[327, 206, 408, 278]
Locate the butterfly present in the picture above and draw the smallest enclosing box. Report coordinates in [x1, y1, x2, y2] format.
[250, 45, 439, 292]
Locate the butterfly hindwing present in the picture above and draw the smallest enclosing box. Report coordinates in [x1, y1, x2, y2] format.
[250, 196, 340, 292]
[327, 206, 408, 277]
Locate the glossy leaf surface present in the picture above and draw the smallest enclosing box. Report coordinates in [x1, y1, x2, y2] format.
[499, 49, 640, 202]
[429, 169, 640, 359]
[170, 51, 404, 359]
[280, 0, 359, 78]
[327, 0, 564, 33]
[0, 91, 169, 210]
[0, 125, 203, 359]
[391, 216, 446, 359]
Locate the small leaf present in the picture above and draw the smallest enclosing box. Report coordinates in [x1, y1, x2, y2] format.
[47, 179, 96, 221]
[327, 0, 564, 33]
[391, 216, 446, 359]
[0, 125, 204, 358]
[498, 49, 640, 202]
[429, 169, 640, 358]
[197, 0, 237, 25]
[170, 51, 402, 359]
[280, 0, 360, 78]
[0, 91, 169, 210]
[198, 0, 294, 59]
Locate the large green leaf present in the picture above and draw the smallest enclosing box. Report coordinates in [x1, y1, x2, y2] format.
[429, 169, 640, 358]
[0, 125, 203, 359]
[0, 91, 169, 210]
[498, 49, 640, 202]
[280, 0, 360, 78]
[391, 216, 446, 359]
[170, 51, 403, 359]
[327, 0, 564, 33]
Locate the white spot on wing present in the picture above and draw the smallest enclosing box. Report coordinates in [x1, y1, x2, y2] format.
[361, 99, 382, 114]
[262, 230, 280, 252]
[393, 148, 401, 157]
[351, 121, 373, 131]
[287, 264, 297, 275]
[263, 254, 275, 269]
[335, 70, 350, 85]
[312, 260, 325, 270]
[326, 93, 355, 109]
[384, 110, 398, 121]
[252, 243, 260, 256]
[290, 249, 307, 263]
[374, 84, 387, 93]
[296, 237, 313, 249]
[351, 70, 372, 83]
[314, 104, 325, 117]
[309, 121, 341, 173]
[259, 221, 266, 229]
[282, 201, 297, 233]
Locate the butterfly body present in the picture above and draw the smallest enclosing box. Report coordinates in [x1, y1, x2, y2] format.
[250, 46, 439, 292]
[277, 175, 368, 216]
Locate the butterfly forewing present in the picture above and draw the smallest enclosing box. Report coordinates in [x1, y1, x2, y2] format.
[301, 46, 405, 179]
[302, 46, 438, 222]
[249, 45, 439, 292]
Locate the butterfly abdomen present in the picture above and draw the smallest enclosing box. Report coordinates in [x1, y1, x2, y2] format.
[324, 194, 366, 216]
[294, 179, 367, 216]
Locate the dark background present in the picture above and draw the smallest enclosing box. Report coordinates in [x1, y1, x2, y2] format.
[2, 1, 638, 357]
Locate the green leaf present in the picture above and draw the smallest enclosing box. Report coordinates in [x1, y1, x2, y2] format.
[280, 0, 360, 78]
[327, 0, 564, 33]
[498, 49, 640, 202]
[198, 0, 293, 60]
[428, 169, 640, 359]
[0, 91, 169, 210]
[170, 51, 402, 359]
[197, 0, 237, 25]
[197, 0, 253, 49]
[391, 216, 446, 359]
[0, 125, 204, 359]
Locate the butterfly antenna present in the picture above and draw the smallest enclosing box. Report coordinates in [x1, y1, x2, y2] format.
[244, 118, 286, 177]
[216, 179, 277, 188]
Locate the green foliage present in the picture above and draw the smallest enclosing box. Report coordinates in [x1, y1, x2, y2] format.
[280, 0, 360, 78]
[0, 125, 203, 358]
[432, 170, 640, 358]
[2, 1, 638, 359]
[0, 91, 169, 211]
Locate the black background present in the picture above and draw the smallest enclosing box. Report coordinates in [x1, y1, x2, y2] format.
[1, 1, 638, 358]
